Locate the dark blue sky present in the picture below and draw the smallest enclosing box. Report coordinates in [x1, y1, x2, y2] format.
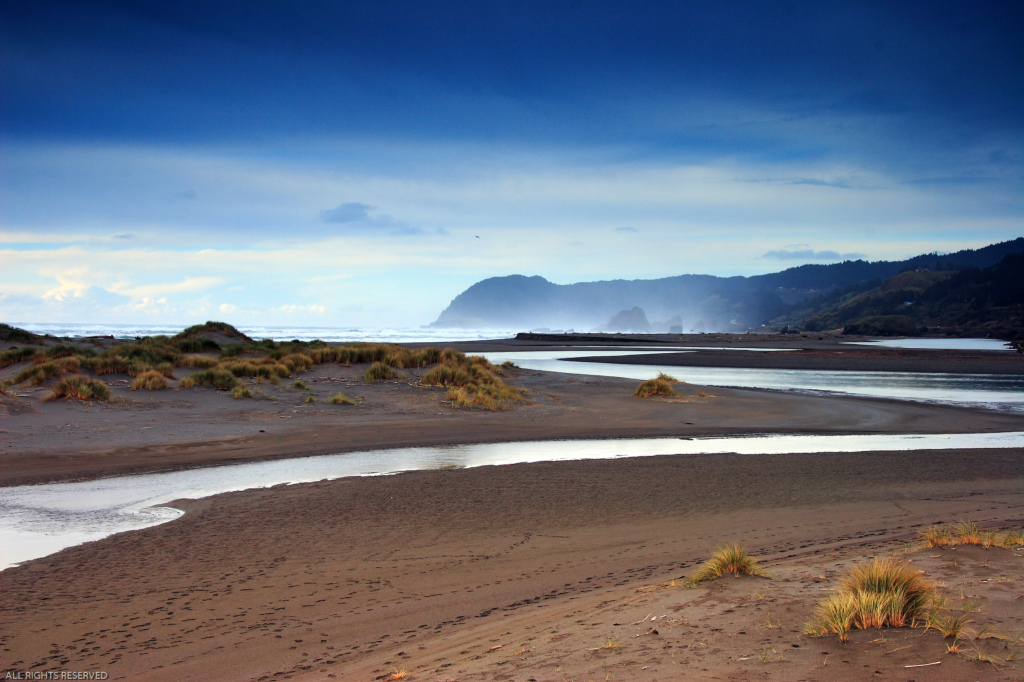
[2, 1, 1022, 325]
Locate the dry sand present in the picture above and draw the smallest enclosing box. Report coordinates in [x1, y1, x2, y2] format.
[2, 339, 1024, 680]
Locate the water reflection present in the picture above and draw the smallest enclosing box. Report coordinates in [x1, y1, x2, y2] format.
[4, 431, 1024, 569]
[481, 350, 1024, 412]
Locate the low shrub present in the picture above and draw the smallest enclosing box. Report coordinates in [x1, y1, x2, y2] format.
[688, 544, 771, 586]
[45, 374, 112, 401]
[173, 321, 254, 343]
[327, 392, 357, 405]
[633, 378, 677, 398]
[0, 324, 44, 344]
[131, 370, 169, 390]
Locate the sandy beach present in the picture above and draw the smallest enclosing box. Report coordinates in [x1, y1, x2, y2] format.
[2, 448, 1022, 681]
[2, 337, 1024, 680]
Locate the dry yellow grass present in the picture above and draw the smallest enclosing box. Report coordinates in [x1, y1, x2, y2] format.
[633, 378, 677, 398]
[805, 557, 934, 642]
[919, 520, 1023, 549]
[421, 355, 522, 409]
[688, 544, 771, 585]
[131, 370, 169, 390]
[44, 375, 112, 402]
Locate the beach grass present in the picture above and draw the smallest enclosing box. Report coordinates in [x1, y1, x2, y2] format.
[633, 378, 677, 398]
[231, 384, 253, 399]
[8, 357, 82, 386]
[919, 520, 1023, 549]
[131, 370, 169, 390]
[327, 392, 357, 405]
[656, 372, 679, 382]
[364, 361, 404, 383]
[44, 374, 112, 401]
[421, 354, 523, 409]
[179, 367, 242, 390]
[805, 557, 934, 642]
[688, 544, 771, 585]
[0, 346, 41, 369]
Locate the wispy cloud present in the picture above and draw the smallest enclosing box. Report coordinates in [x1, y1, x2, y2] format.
[320, 202, 372, 223]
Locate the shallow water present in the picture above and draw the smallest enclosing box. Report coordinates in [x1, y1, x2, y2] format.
[481, 350, 1024, 412]
[4, 432, 1024, 570]
[843, 338, 1014, 351]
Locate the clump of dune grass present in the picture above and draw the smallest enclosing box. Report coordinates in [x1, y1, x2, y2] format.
[804, 557, 934, 642]
[292, 379, 309, 389]
[131, 370, 169, 390]
[364, 361, 404, 383]
[44, 374, 112, 401]
[0, 346, 40, 369]
[231, 384, 252, 399]
[381, 670, 408, 682]
[919, 520, 1023, 549]
[696, 390, 709, 398]
[656, 372, 679, 382]
[7, 356, 82, 387]
[687, 544, 771, 586]
[633, 378, 677, 398]
[327, 392, 357, 405]
[304, 394, 316, 403]
[421, 354, 523, 409]
[179, 367, 241, 390]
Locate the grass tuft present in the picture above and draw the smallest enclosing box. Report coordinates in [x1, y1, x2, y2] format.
[131, 370, 169, 390]
[327, 392, 357, 405]
[805, 557, 934, 641]
[9, 356, 82, 386]
[44, 374, 112, 401]
[421, 355, 522, 409]
[656, 372, 679, 382]
[364, 362, 404, 382]
[919, 520, 1024, 549]
[688, 544, 771, 585]
[0, 346, 40, 369]
[231, 384, 253, 399]
[179, 367, 241, 390]
[633, 378, 677, 398]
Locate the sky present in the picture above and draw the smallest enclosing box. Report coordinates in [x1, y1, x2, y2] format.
[2, 1, 1022, 328]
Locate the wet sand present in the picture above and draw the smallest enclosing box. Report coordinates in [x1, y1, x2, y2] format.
[3, 339, 1024, 680]
[3, 361, 1024, 485]
[1, 448, 1022, 681]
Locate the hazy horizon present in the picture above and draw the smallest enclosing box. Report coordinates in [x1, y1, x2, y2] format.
[3, 2, 1022, 327]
